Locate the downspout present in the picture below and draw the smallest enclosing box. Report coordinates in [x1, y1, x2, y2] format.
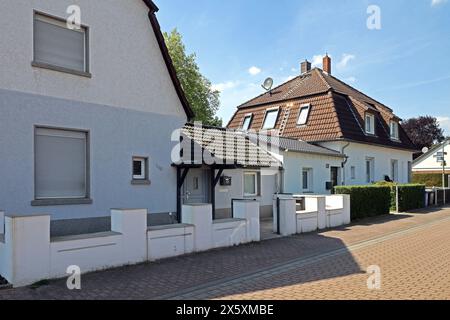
[341, 142, 351, 186]
[278, 166, 285, 194]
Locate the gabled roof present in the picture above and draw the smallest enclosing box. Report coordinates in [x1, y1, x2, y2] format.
[180, 124, 281, 168]
[413, 138, 450, 165]
[247, 134, 345, 158]
[228, 68, 417, 151]
[142, 1, 195, 119]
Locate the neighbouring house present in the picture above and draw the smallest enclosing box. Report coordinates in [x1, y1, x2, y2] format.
[227, 55, 417, 192]
[412, 139, 450, 187]
[0, 0, 196, 235]
[247, 134, 346, 194]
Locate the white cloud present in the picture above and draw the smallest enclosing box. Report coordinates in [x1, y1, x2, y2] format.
[437, 116, 450, 135]
[337, 53, 356, 69]
[431, 0, 448, 7]
[344, 76, 357, 83]
[291, 67, 297, 72]
[311, 55, 323, 68]
[248, 66, 262, 76]
[211, 81, 239, 92]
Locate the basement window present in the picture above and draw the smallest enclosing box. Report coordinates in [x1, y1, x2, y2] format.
[262, 108, 279, 130]
[132, 157, 150, 185]
[297, 104, 311, 126]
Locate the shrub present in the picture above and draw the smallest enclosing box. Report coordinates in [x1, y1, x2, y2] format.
[334, 185, 391, 220]
[412, 173, 448, 188]
[391, 184, 426, 212]
[374, 182, 426, 212]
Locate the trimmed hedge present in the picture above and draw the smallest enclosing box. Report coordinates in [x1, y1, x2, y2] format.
[334, 185, 391, 220]
[394, 184, 425, 212]
[375, 182, 426, 212]
[412, 173, 448, 188]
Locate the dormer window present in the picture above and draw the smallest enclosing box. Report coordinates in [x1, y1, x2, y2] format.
[262, 108, 280, 130]
[241, 114, 253, 131]
[390, 121, 399, 140]
[365, 113, 375, 135]
[297, 104, 311, 126]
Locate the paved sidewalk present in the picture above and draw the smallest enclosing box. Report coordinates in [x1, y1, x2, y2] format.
[1, 206, 449, 300]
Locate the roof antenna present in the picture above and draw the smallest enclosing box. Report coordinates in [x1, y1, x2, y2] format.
[261, 77, 274, 96]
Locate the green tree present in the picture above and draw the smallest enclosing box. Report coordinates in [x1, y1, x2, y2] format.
[164, 29, 222, 126]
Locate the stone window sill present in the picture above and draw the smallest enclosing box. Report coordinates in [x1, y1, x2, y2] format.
[131, 180, 151, 186]
[31, 198, 93, 206]
[32, 61, 92, 78]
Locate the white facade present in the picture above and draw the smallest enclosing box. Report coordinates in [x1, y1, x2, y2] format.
[0, 1, 190, 222]
[0, 0, 185, 118]
[319, 141, 414, 185]
[280, 151, 344, 194]
[413, 140, 450, 173]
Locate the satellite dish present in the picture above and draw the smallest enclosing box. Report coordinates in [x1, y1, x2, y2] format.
[261, 77, 274, 92]
[422, 147, 429, 154]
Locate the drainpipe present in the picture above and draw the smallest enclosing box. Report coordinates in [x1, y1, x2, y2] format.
[278, 166, 285, 194]
[341, 142, 351, 186]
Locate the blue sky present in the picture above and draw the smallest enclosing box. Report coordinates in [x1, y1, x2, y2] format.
[156, 0, 450, 133]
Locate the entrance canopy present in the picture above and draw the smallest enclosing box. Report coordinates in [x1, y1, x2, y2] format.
[173, 124, 281, 221]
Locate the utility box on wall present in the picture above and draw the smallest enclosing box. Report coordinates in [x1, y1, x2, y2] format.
[220, 176, 232, 186]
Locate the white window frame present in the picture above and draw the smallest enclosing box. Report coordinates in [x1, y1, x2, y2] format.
[261, 108, 280, 130]
[241, 114, 253, 131]
[33, 126, 90, 203]
[350, 166, 356, 180]
[365, 113, 375, 135]
[243, 172, 258, 197]
[407, 161, 412, 183]
[132, 157, 148, 180]
[297, 104, 311, 126]
[391, 159, 399, 182]
[366, 157, 375, 183]
[390, 121, 400, 140]
[33, 11, 90, 76]
[302, 168, 313, 192]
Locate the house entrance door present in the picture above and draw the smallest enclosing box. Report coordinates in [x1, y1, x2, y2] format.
[331, 167, 339, 188]
[183, 169, 210, 204]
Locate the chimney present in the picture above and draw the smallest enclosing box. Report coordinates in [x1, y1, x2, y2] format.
[323, 54, 331, 74]
[300, 60, 311, 74]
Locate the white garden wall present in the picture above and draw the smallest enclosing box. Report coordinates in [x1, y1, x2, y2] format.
[274, 194, 351, 236]
[0, 202, 260, 287]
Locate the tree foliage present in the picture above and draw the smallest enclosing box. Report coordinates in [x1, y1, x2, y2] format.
[402, 116, 445, 150]
[163, 29, 222, 126]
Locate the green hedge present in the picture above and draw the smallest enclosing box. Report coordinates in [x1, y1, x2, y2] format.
[412, 173, 448, 188]
[394, 184, 425, 212]
[334, 185, 391, 220]
[375, 182, 426, 212]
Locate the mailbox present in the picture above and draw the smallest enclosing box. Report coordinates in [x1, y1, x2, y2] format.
[220, 176, 232, 186]
[325, 181, 333, 190]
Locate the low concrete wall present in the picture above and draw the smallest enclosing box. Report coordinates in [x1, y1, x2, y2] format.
[0, 202, 262, 287]
[50, 232, 123, 278]
[275, 194, 351, 236]
[147, 224, 194, 261]
[212, 219, 247, 248]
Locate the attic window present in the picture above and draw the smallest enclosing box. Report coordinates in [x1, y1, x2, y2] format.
[297, 104, 311, 126]
[365, 113, 375, 135]
[390, 121, 399, 140]
[241, 114, 253, 131]
[262, 108, 279, 130]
